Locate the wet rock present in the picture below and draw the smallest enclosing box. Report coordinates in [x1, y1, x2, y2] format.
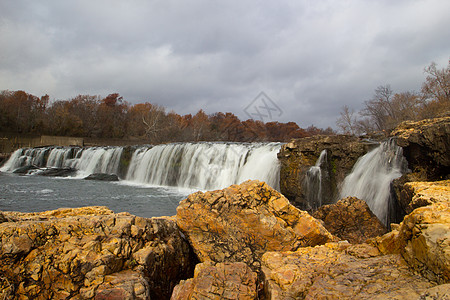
[84, 173, 119, 181]
[262, 242, 435, 299]
[171, 262, 258, 300]
[12, 164, 39, 174]
[312, 197, 388, 244]
[0, 206, 196, 299]
[35, 167, 77, 177]
[392, 116, 450, 180]
[277, 135, 373, 209]
[176, 180, 336, 273]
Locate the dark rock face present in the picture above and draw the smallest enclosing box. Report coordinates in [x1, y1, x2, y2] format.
[277, 135, 373, 210]
[392, 116, 450, 181]
[117, 146, 136, 179]
[0, 207, 196, 299]
[0, 212, 8, 224]
[12, 165, 39, 174]
[35, 167, 78, 177]
[84, 173, 119, 181]
[312, 197, 388, 244]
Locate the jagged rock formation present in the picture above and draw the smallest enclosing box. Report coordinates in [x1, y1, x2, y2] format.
[312, 197, 387, 244]
[0, 206, 196, 299]
[397, 180, 450, 214]
[372, 180, 450, 284]
[392, 116, 450, 180]
[176, 180, 336, 273]
[171, 262, 258, 300]
[277, 135, 373, 209]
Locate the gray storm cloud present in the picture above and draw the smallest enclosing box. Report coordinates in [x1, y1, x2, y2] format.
[1, 0, 449, 128]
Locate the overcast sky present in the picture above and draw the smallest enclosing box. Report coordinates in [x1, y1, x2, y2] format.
[1, 1, 449, 129]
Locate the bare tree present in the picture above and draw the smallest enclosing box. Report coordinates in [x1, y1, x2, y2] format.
[360, 85, 395, 131]
[336, 105, 358, 135]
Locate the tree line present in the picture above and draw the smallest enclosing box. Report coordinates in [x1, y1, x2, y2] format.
[337, 60, 450, 135]
[0, 90, 334, 144]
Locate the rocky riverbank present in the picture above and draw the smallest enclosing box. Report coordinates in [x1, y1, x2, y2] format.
[1, 178, 448, 299]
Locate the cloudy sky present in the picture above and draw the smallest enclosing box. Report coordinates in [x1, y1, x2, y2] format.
[1, 0, 449, 129]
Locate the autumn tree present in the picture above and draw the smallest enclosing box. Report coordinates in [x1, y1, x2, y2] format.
[67, 95, 99, 136]
[46, 100, 84, 136]
[0, 90, 48, 134]
[96, 93, 129, 138]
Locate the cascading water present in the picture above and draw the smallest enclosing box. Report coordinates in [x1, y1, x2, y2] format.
[125, 142, 281, 190]
[1, 143, 281, 191]
[304, 150, 328, 210]
[65, 147, 124, 176]
[340, 139, 408, 226]
[0, 148, 50, 172]
[1, 146, 124, 176]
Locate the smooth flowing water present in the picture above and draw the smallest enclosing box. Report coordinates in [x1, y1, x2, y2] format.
[340, 139, 408, 226]
[303, 150, 328, 210]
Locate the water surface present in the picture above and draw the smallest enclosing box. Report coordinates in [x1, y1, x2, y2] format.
[0, 173, 192, 218]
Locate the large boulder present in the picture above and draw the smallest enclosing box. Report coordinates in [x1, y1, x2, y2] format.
[277, 135, 373, 209]
[176, 180, 336, 272]
[34, 167, 78, 177]
[262, 242, 436, 299]
[84, 173, 119, 181]
[391, 116, 450, 180]
[0, 206, 196, 299]
[171, 262, 258, 300]
[371, 180, 450, 284]
[312, 197, 388, 244]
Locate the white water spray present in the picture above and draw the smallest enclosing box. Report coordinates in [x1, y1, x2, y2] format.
[125, 143, 281, 190]
[1, 143, 281, 191]
[1, 146, 123, 176]
[304, 150, 327, 210]
[340, 139, 407, 225]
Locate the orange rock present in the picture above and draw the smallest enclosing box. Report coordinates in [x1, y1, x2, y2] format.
[171, 262, 257, 300]
[176, 180, 336, 272]
[312, 196, 387, 244]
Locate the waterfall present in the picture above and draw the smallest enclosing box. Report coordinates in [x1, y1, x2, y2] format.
[1, 143, 281, 191]
[64, 147, 124, 176]
[0, 148, 50, 172]
[1, 146, 123, 176]
[125, 142, 281, 190]
[304, 150, 328, 210]
[340, 139, 408, 226]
